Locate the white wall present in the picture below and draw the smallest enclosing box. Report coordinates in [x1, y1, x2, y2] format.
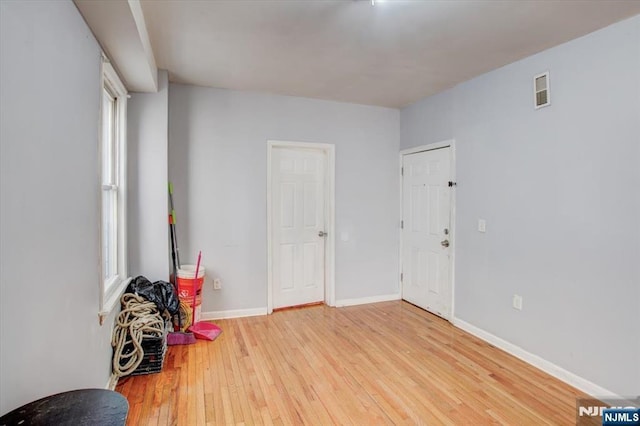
[0, 0, 116, 414]
[401, 16, 640, 396]
[169, 85, 400, 312]
[400, 89, 454, 149]
[128, 70, 170, 281]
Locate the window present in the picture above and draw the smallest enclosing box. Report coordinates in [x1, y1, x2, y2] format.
[534, 71, 550, 109]
[99, 60, 129, 323]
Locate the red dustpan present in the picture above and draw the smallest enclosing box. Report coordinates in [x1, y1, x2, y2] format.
[189, 251, 222, 341]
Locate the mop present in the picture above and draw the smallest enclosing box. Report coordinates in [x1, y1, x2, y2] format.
[167, 185, 196, 346]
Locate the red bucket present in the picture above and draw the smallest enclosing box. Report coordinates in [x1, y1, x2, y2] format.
[176, 265, 205, 322]
[176, 265, 205, 299]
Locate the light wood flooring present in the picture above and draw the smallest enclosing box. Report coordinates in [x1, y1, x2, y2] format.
[116, 301, 586, 425]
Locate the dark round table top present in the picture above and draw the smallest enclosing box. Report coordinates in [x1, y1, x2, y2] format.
[0, 388, 128, 426]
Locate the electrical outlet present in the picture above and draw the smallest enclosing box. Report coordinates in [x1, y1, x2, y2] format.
[478, 219, 487, 233]
[512, 294, 523, 311]
[213, 278, 221, 290]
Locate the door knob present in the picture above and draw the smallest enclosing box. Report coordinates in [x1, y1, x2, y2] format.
[440, 239, 449, 247]
[318, 231, 327, 237]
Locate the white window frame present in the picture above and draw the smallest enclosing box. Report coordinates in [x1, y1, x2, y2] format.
[98, 60, 130, 323]
[533, 71, 551, 109]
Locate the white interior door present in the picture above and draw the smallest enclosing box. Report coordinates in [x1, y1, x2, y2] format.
[401, 147, 452, 319]
[271, 147, 326, 309]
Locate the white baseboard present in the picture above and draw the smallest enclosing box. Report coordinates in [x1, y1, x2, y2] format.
[335, 293, 401, 308]
[201, 307, 268, 320]
[452, 317, 619, 399]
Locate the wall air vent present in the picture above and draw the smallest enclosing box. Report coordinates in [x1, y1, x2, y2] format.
[534, 71, 550, 109]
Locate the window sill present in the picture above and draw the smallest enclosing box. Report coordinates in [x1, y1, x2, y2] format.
[98, 276, 132, 325]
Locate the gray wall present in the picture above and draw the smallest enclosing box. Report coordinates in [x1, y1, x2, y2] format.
[128, 70, 170, 281]
[401, 16, 640, 396]
[400, 89, 454, 149]
[0, 1, 116, 413]
[169, 85, 400, 312]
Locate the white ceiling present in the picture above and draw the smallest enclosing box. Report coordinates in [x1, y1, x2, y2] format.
[77, 0, 640, 108]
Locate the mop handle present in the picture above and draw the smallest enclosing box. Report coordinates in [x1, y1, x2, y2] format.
[192, 251, 202, 325]
[168, 182, 181, 268]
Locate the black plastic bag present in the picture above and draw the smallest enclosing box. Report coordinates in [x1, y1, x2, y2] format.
[126, 276, 180, 315]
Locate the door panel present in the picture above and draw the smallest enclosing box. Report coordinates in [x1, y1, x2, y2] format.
[280, 244, 295, 290]
[402, 147, 452, 319]
[272, 147, 326, 309]
[280, 183, 295, 228]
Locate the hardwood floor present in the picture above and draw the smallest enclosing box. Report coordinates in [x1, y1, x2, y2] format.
[116, 301, 585, 425]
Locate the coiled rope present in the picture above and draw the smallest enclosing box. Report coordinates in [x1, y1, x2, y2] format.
[178, 301, 193, 332]
[112, 293, 166, 377]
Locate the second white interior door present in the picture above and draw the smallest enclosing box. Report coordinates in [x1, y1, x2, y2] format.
[271, 147, 326, 309]
[402, 147, 452, 319]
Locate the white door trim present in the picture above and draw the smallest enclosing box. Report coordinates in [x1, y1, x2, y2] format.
[399, 140, 456, 320]
[267, 140, 336, 314]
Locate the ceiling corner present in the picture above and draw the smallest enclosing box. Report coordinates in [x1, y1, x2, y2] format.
[74, 0, 158, 93]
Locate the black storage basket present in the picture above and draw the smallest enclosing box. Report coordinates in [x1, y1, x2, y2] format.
[119, 321, 169, 376]
[130, 335, 167, 376]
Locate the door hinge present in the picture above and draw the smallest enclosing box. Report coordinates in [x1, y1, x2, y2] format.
[400, 220, 404, 229]
[448, 181, 457, 187]
[401, 167, 404, 176]
[400, 272, 403, 282]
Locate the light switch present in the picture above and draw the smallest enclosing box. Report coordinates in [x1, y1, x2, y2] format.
[340, 231, 349, 242]
[478, 219, 486, 233]
[513, 295, 523, 310]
